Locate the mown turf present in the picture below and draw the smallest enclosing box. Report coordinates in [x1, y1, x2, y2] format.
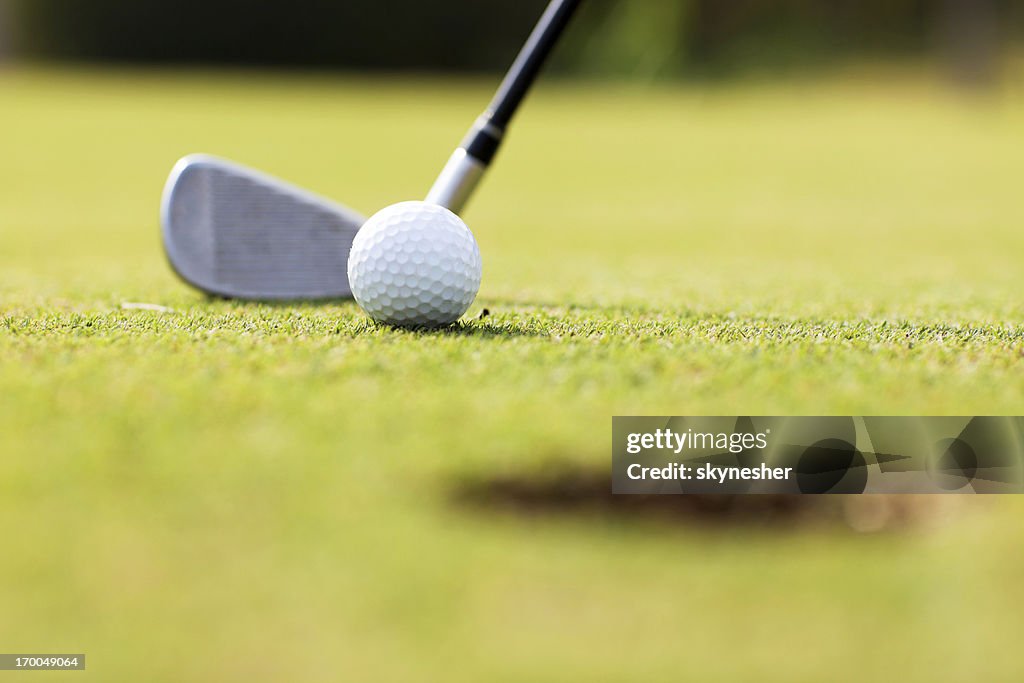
[1, 66, 1024, 682]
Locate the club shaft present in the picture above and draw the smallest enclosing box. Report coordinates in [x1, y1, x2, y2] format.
[426, 0, 582, 213]
[489, 0, 583, 130]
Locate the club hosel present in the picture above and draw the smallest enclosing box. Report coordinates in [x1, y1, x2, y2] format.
[425, 115, 505, 214]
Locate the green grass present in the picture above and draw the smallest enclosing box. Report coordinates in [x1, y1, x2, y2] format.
[2, 66, 1024, 681]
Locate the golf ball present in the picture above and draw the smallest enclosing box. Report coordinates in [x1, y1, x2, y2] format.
[348, 201, 482, 328]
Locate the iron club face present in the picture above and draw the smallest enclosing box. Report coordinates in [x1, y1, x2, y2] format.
[161, 154, 365, 300]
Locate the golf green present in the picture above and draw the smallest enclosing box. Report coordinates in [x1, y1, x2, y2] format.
[2, 67, 1023, 681]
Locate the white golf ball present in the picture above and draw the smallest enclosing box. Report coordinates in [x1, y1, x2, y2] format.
[347, 201, 482, 328]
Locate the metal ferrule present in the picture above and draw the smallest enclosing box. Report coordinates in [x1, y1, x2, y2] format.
[425, 148, 487, 215]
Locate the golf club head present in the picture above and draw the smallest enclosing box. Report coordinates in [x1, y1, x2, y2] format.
[161, 154, 364, 300]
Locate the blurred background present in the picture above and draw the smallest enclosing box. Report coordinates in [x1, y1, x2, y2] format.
[1, 0, 1022, 84]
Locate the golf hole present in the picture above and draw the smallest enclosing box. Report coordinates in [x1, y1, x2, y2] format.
[452, 465, 948, 532]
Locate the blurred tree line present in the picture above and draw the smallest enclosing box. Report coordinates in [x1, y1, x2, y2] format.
[2, 0, 1020, 80]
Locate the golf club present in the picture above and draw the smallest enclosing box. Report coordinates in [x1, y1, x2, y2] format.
[161, 0, 582, 301]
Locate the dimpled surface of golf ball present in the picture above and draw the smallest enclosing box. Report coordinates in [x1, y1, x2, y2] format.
[348, 201, 482, 327]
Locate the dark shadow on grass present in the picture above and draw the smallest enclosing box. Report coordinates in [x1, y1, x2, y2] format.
[198, 295, 544, 338]
[201, 294, 360, 307]
[199, 292, 697, 328]
[402, 319, 544, 339]
[453, 464, 936, 532]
